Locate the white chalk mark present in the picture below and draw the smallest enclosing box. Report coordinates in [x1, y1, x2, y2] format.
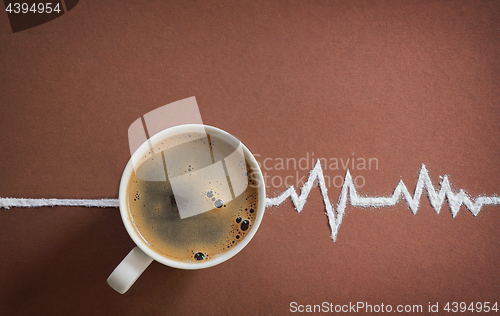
[0, 198, 119, 209]
[266, 162, 500, 242]
[1, 163, 499, 243]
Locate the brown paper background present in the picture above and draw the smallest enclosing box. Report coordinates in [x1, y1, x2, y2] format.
[1, 0, 499, 315]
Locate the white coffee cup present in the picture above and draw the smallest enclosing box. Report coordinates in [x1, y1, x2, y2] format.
[107, 125, 266, 294]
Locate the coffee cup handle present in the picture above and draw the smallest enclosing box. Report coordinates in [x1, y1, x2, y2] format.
[107, 246, 154, 294]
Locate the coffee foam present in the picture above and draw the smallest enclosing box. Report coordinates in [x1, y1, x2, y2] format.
[127, 132, 260, 263]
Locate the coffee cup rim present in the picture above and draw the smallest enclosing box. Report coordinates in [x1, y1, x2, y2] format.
[118, 124, 266, 269]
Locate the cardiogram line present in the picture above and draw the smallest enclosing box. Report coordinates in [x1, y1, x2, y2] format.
[266, 161, 500, 241]
[1, 161, 499, 242]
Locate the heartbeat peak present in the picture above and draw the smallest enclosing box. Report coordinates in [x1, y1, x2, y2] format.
[265, 162, 500, 242]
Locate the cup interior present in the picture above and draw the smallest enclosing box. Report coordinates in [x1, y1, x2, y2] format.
[118, 124, 266, 269]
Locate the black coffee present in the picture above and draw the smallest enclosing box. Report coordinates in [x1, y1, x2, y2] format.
[127, 131, 260, 263]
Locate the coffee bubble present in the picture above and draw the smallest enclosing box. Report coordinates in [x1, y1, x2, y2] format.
[194, 252, 205, 260]
[240, 220, 250, 231]
[214, 199, 224, 208]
